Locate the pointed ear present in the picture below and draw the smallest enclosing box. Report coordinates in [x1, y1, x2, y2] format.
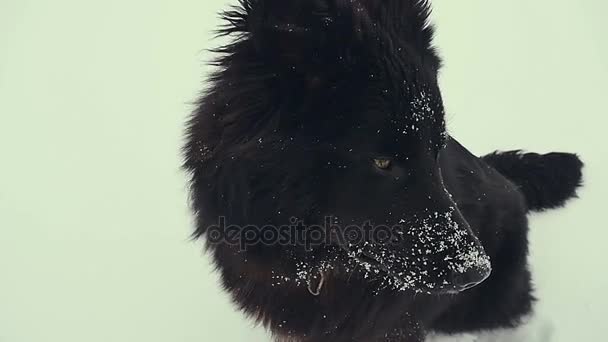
[366, 0, 441, 72]
[216, 0, 371, 95]
[246, 0, 344, 72]
[218, 0, 442, 87]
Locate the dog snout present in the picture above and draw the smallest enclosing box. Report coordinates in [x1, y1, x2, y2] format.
[449, 262, 491, 292]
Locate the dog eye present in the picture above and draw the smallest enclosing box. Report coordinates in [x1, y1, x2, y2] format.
[373, 158, 392, 170]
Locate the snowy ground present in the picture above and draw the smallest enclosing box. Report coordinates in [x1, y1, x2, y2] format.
[1, 0, 606, 342]
[426, 313, 555, 342]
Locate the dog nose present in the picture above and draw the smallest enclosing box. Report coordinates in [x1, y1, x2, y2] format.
[450, 266, 491, 292]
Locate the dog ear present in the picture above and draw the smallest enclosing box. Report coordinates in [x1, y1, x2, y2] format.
[218, 0, 440, 86]
[250, 0, 331, 60]
[365, 0, 441, 72]
[249, 0, 354, 83]
[219, 0, 365, 90]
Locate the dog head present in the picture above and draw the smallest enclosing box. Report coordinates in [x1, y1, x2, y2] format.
[186, 0, 490, 296]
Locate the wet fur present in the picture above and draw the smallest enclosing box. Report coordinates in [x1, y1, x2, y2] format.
[183, 1, 583, 341]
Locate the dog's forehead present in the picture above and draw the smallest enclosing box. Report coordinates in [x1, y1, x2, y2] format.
[338, 73, 444, 152]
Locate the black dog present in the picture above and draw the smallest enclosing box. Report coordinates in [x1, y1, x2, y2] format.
[183, 1, 583, 341]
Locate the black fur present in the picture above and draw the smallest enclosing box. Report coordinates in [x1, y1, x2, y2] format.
[183, 1, 583, 341]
